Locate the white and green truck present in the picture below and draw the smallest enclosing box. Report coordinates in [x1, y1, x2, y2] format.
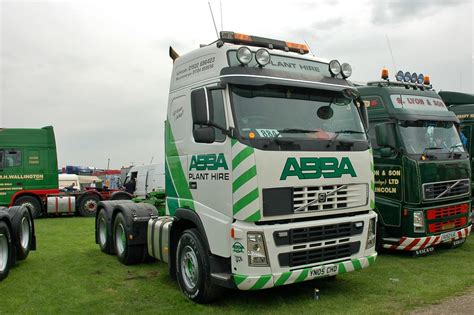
[95, 31, 377, 303]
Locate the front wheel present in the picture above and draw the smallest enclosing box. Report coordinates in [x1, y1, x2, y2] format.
[0, 221, 13, 281]
[176, 228, 221, 303]
[78, 195, 100, 217]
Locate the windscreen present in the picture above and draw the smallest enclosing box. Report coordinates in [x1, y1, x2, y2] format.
[398, 121, 465, 154]
[230, 85, 366, 142]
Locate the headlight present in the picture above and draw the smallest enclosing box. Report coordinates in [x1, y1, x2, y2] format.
[395, 70, 404, 82]
[255, 49, 271, 66]
[404, 71, 411, 82]
[413, 211, 425, 233]
[417, 73, 424, 84]
[366, 218, 376, 249]
[341, 63, 352, 78]
[247, 232, 269, 266]
[237, 46, 252, 65]
[329, 60, 341, 76]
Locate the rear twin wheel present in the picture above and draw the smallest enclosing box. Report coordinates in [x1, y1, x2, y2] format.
[0, 221, 12, 281]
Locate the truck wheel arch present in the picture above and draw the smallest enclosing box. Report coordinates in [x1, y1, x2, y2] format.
[12, 193, 43, 215]
[169, 208, 210, 278]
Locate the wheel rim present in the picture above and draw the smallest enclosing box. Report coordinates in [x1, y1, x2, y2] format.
[98, 217, 107, 247]
[115, 223, 126, 255]
[180, 245, 199, 290]
[84, 200, 98, 213]
[20, 217, 30, 250]
[0, 234, 8, 272]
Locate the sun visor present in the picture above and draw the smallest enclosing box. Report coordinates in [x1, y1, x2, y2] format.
[220, 67, 355, 92]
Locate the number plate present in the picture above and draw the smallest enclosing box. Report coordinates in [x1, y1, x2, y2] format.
[440, 230, 457, 241]
[308, 264, 339, 278]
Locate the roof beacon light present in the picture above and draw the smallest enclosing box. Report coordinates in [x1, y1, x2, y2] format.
[395, 70, 404, 82]
[236, 46, 252, 65]
[341, 63, 352, 78]
[381, 68, 389, 80]
[255, 49, 271, 67]
[411, 72, 418, 83]
[418, 73, 424, 84]
[219, 31, 309, 54]
[404, 71, 411, 82]
[424, 75, 431, 85]
[329, 60, 342, 77]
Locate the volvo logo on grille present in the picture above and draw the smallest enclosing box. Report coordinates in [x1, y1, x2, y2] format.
[318, 193, 327, 203]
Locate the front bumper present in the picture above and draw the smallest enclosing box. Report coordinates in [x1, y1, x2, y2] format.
[382, 225, 471, 251]
[233, 253, 377, 290]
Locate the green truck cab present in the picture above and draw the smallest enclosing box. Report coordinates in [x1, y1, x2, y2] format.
[0, 126, 131, 218]
[0, 126, 59, 210]
[441, 90, 474, 221]
[358, 73, 472, 254]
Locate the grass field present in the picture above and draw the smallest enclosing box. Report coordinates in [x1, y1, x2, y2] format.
[0, 217, 473, 314]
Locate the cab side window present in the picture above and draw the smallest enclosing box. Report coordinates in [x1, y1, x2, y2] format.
[4, 150, 21, 167]
[192, 88, 227, 142]
[0, 150, 4, 168]
[210, 89, 227, 142]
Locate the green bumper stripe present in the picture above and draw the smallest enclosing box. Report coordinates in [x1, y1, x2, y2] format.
[338, 263, 347, 274]
[295, 269, 308, 283]
[233, 166, 257, 193]
[233, 188, 259, 214]
[370, 199, 375, 209]
[234, 275, 247, 286]
[274, 271, 292, 286]
[352, 259, 362, 270]
[232, 147, 253, 170]
[370, 162, 374, 172]
[250, 275, 272, 290]
[367, 255, 375, 266]
[370, 180, 375, 191]
[244, 209, 261, 222]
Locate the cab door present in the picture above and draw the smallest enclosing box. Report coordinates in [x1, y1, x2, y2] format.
[0, 148, 24, 205]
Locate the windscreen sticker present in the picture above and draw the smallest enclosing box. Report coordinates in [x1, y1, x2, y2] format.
[256, 129, 280, 138]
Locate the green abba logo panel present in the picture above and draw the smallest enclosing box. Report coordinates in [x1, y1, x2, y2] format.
[280, 157, 356, 180]
[189, 153, 229, 171]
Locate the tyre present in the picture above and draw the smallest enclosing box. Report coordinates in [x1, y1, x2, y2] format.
[112, 212, 144, 265]
[176, 228, 221, 303]
[96, 209, 113, 254]
[0, 221, 13, 281]
[13, 196, 42, 218]
[78, 194, 101, 217]
[10, 206, 33, 261]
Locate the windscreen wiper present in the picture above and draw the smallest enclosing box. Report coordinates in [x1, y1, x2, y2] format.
[266, 128, 321, 146]
[422, 147, 442, 159]
[448, 143, 464, 157]
[327, 130, 366, 148]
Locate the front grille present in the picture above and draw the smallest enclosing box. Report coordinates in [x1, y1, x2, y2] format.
[293, 184, 367, 212]
[423, 179, 470, 200]
[426, 203, 469, 220]
[279, 242, 360, 267]
[428, 217, 467, 233]
[273, 221, 364, 246]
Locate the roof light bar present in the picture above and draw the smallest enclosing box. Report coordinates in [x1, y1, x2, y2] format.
[219, 31, 309, 54]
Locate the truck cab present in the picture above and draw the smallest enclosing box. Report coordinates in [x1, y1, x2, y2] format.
[441, 90, 474, 221]
[96, 31, 378, 303]
[359, 70, 472, 254]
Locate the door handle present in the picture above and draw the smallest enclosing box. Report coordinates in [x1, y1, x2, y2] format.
[16, 182, 22, 186]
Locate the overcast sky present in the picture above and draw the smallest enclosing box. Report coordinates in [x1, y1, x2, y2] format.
[1, 0, 473, 169]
